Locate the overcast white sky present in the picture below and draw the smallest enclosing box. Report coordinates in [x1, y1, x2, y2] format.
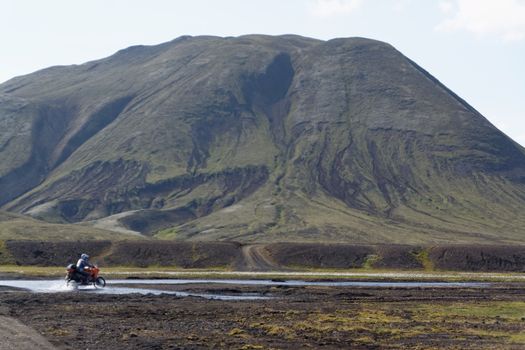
[1, 0, 524, 146]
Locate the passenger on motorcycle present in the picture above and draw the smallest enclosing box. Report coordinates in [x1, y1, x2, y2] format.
[76, 253, 93, 282]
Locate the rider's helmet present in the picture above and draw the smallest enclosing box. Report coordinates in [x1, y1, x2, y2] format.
[81, 253, 89, 261]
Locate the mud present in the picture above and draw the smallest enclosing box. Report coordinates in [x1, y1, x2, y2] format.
[1, 281, 525, 349]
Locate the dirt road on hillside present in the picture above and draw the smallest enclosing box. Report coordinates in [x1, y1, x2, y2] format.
[0, 316, 56, 350]
[236, 245, 282, 271]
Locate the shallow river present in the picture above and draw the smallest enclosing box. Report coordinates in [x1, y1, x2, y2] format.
[0, 279, 490, 300]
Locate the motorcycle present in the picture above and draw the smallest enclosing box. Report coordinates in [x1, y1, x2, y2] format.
[65, 263, 106, 288]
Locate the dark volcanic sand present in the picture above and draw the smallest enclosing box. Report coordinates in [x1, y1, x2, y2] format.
[1, 283, 525, 349]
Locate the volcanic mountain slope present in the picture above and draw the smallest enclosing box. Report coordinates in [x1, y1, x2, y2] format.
[1, 35, 525, 243]
[0, 210, 138, 241]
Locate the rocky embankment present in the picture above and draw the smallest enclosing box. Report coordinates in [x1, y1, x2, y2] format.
[1, 240, 525, 272]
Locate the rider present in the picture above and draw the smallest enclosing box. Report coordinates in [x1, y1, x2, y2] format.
[76, 253, 93, 282]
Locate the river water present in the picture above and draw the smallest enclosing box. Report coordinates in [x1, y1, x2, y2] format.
[0, 279, 490, 300]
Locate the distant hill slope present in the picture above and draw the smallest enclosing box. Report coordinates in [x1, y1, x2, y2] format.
[0, 211, 139, 241]
[1, 35, 524, 243]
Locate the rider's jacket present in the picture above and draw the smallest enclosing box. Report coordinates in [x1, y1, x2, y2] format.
[76, 258, 91, 272]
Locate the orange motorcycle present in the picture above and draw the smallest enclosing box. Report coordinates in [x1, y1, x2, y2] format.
[65, 264, 106, 288]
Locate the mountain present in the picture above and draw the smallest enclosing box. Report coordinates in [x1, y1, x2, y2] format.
[1, 35, 524, 243]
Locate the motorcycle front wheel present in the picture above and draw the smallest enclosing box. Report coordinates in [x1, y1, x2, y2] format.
[94, 277, 106, 288]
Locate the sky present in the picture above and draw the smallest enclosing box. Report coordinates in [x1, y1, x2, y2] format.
[1, 0, 524, 146]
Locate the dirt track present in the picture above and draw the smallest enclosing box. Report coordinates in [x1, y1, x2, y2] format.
[1, 282, 525, 349]
[236, 245, 282, 271]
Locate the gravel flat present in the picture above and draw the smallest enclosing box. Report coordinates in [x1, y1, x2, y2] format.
[0, 316, 56, 350]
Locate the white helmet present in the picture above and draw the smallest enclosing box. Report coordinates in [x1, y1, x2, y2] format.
[81, 253, 89, 260]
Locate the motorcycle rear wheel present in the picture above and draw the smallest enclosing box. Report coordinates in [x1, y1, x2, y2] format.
[94, 277, 106, 288]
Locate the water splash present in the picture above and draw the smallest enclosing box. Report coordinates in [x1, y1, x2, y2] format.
[0, 280, 76, 293]
[0, 279, 271, 300]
